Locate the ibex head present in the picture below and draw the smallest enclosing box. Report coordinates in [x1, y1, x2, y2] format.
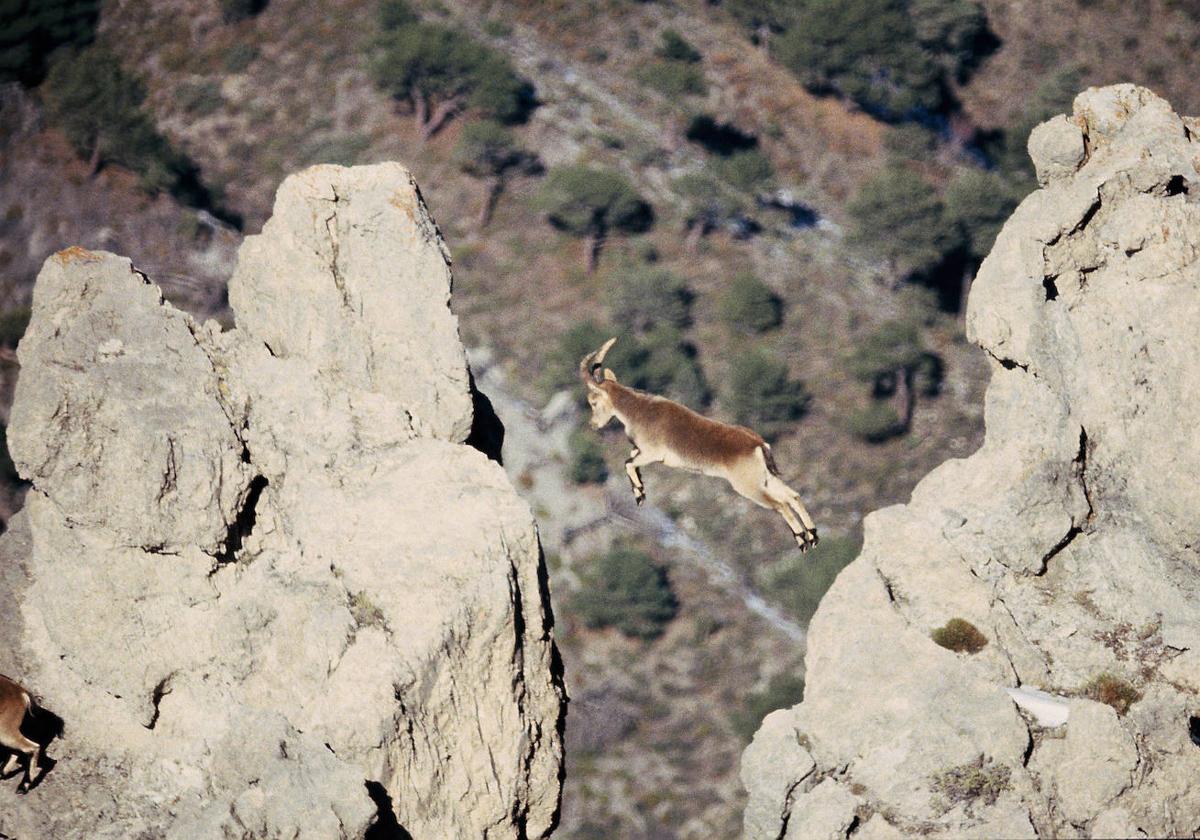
[579, 337, 618, 429]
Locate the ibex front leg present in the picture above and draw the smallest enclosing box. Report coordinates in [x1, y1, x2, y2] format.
[624, 448, 659, 505]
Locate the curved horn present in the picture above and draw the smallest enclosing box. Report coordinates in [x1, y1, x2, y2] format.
[579, 337, 618, 385]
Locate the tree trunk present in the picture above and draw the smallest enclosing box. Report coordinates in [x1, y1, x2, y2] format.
[412, 89, 428, 134]
[684, 218, 708, 253]
[895, 365, 914, 431]
[421, 95, 464, 140]
[87, 134, 103, 178]
[479, 178, 502, 228]
[583, 228, 603, 273]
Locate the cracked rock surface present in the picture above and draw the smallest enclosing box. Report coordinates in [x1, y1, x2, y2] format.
[0, 163, 564, 839]
[741, 85, 1200, 839]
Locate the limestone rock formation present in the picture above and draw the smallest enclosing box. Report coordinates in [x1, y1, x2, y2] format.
[0, 163, 564, 839]
[742, 85, 1200, 838]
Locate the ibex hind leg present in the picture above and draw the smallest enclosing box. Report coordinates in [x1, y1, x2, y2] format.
[764, 475, 818, 548]
[0, 734, 38, 793]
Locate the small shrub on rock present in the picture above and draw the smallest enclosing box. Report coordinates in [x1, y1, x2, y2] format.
[932, 617, 988, 653]
[931, 756, 1011, 811]
[1083, 672, 1141, 716]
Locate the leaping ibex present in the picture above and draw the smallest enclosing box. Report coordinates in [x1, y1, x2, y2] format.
[580, 337, 818, 551]
[0, 674, 40, 794]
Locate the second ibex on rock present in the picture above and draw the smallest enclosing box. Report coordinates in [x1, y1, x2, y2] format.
[580, 338, 819, 551]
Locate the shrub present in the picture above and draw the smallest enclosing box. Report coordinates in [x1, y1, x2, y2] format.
[568, 427, 608, 484]
[846, 320, 928, 387]
[714, 148, 773, 192]
[0, 307, 30, 348]
[572, 543, 678, 639]
[454, 120, 538, 226]
[932, 617, 988, 653]
[633, 59, 706, 97]
[656, 29, 702, 63]
[846, 165, 961, 280]
[725, 349, 808, 439]
[944, 168, 1019, 264]
[42, 46, 213, 206]
[884, 123, 938, 161]
[536, 165, 652, 271]
[371, 8, 534, 138]
[222, 42, 259, 73]
[1082, 673, 1141, 715]
[846, 401, 905, 443]
[730, 672, 806, 741]
[177, 79, 224, 117]
[608, 267, 691, 333]
[718, 272, 781, 332]
[349, 591, 386, 629]
[220, 0, 267, 24]
[0, 0, 99, 86]
[931, 756, 1011, 810]
[637, 326, 708, 407]
[774, 0, 991, 117]
[377, 0, 418, 31]
[757, 534, 860, 623]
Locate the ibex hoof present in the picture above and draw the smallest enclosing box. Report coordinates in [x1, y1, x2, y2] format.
[634, 493, 645, 506]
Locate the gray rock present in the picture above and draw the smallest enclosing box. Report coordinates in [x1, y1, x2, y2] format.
[0, 165, 564, 838]
[782, 779, 861, 840]
[1028, 115, 1086, 184]
[742, 85, 1200, 838]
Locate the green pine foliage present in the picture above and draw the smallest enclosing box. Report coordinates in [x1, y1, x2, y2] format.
[0, 0, 99, 86]
[572, 543, 679, 639]
[943, 168, 1019, 264]
[846, 165, 961, 280]
[536, 165, 652, 270]
[608, 267, 692, 333]
[718, 272, 782, 332]
[725, 349, 809, 439]
[656, 29, 702, 63]
[41, 46, 212, 207]
[219, 0, 267, 24]
[371, 1, 533, 136]
[568, 428, 609, 484]
[773, 0, 991, 117]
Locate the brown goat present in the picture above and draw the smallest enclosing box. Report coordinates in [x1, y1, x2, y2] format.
[580, 337, 818, 551]
[0, 674, 40, 794]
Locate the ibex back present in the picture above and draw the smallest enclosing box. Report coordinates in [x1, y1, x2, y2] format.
[580, 337, 818, 551]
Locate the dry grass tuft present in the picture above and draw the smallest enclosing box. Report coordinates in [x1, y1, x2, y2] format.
[1082, 672, 1141, 716]
[932, 618, 988, 654]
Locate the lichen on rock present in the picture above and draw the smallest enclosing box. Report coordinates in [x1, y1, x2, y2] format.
[0, 163, 564, 838]
[741, 85, 1200, 839]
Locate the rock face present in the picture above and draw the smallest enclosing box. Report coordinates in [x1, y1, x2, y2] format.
[742, 85, 1200, 839]
[0, 164, 564, 838]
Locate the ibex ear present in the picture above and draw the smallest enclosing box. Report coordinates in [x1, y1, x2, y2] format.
[603, 368, 615, 381]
